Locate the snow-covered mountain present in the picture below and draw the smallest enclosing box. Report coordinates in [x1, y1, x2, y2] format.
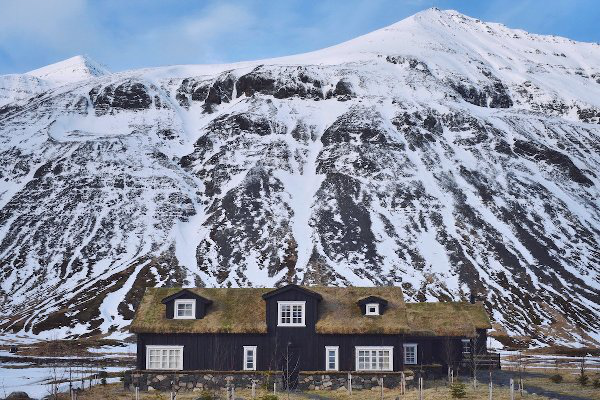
[0, 55, 110, 107]
[0, 9, 599, 346]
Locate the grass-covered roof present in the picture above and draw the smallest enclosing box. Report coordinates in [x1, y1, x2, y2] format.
[130, 286, 490, 337]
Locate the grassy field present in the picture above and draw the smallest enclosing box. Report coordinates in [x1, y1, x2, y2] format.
[511, 370, 600, 400]
[48, 380, 598, 400]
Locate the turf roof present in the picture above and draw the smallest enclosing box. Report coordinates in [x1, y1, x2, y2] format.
[130, 286, 490, 337]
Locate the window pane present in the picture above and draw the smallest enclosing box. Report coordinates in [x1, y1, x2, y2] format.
[405, 346, 416, 364]
[280, 304, 291, 324]
[371, 351, 377, 369]
[292, 305, 302, 323]
[177, 302, 193, 316]
[327, 349, 336, 369]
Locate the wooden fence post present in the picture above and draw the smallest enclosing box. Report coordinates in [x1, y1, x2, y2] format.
[400, 372, 405, 395]
[488, 381, 492, 400]
[418, 377, 423, 400]
[348, 372, 352, 396]
[273, 382, 276, 394]
[252, 381, 256, 399]
[380, 377, 384, 400]
[510, 378, 514, 400]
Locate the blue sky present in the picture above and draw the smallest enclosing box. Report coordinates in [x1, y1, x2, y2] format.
[1, 0, 599, 74]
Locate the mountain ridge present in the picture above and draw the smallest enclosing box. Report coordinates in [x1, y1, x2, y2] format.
[0, 9, 598, 347]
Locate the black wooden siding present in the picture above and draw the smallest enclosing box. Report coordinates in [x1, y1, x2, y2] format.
[136, 333, 474, 371]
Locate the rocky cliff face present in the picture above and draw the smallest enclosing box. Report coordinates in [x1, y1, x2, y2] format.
[0, 9, 599, 346]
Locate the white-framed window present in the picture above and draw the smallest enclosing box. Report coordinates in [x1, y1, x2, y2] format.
[243, 346, 257, 371]
[403, 343, 418, 365]
[174, 299, 196, 319]
[146, 346, 183, 370]
[365, 303, 380, 315]
[325, 346, 339, 371]
[461, 339, 472, 355]
[277, 301, 305, 327]
[355, 346, 393, 371]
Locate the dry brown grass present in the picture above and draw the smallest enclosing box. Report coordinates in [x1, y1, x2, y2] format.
[517, 371, 600, 400]
[406, 302, 491, 337]
[130, 287, 270, 334]
[313, 286, 407, 334]
[53, 382, 555, 400]
[131, 286, 489, 337]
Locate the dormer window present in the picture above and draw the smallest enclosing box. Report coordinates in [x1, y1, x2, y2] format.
[357, 296, 388, 316]
[162, 289, 212, 320]
[366, 303, 380, 315]
[174, 299, 196, 319]
[278, 301, 305, 327]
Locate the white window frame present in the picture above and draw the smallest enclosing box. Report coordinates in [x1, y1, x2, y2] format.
[325, 346, 339, 371]
[174, 299, 196, 319]
[403, 343, 418, 365]
[355, 346, 393, 371]
[277, 301, 306, 327]
[365, 303, 380, 315]
[243, 346, 257, 371]
[146, 345, 184, 370]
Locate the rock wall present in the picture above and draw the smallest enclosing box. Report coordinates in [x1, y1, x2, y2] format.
[123, 370, 414, 392]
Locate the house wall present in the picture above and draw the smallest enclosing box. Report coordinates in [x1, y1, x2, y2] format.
[137, 332, 405, 371]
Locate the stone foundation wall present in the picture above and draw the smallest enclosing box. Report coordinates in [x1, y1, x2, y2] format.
[124, 370, 414, 392]
[296, 372, 413, 391]
[125, 370, 283, 392]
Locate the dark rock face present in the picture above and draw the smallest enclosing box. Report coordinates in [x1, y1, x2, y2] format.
[513, 140, 594, 186]
[197, 167, 296, 285]
[322, 107, 388, 146]
[176, 78, 211, 108]
[449, 80, 513, 108]
[332, 79, 354, 97]
[89, 81, 152, 115]
[313, 173, 381, 276]
[235, 67, 324, 100]
[203, 74, 236, 112]
[236, 70, 276, 97]
[577, 107, 600, 124]
[386, 55, 431, 75]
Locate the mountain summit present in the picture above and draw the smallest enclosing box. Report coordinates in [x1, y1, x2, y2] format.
[0, 10, 599, 346]
[25, 55, 110, 83]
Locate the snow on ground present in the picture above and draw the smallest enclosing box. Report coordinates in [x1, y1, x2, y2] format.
[0, 364, 125, 399]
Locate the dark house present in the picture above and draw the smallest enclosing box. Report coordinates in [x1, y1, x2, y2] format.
[130, 285, 491, 376]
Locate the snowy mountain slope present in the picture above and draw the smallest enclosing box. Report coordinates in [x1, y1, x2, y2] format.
[26, 55, 110, 84]
[0, 55, 110, 107]
[0, 9, 599, 346]
[0, 74, 49, 108]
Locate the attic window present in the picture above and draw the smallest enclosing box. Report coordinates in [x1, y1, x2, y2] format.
[365, 303, 380, 315]
[174, 299, 196, 319]
[278, 301, 305, 327]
